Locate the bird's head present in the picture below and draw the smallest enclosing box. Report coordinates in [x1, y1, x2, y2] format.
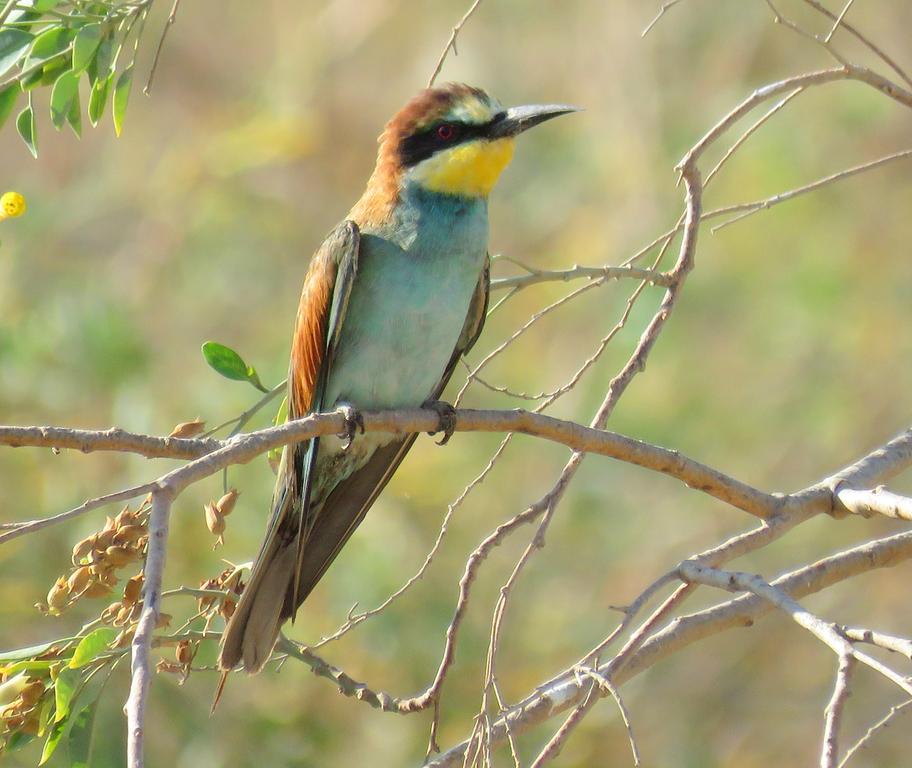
[364, 83, 577, 207]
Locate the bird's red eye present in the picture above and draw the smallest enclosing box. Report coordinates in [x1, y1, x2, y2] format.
[436, 124, 456, 141]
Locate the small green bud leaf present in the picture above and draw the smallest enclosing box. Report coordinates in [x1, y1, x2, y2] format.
[202, 341, 269, 391]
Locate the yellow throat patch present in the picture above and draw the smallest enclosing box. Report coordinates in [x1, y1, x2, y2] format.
[411, 138, 516, 197]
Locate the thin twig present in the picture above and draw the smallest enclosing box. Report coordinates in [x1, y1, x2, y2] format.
[642, 0, 686, 37]
[143, 0, 182, 95]
[824, 0, 855, 43]
[821, 652, 855, 768]
[427, 0, 486, 87]
[838, 699, 912, 768]
[710, 149, 912, 233]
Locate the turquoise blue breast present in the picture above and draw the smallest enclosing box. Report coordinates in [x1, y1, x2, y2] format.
[324, 184, 488, 410]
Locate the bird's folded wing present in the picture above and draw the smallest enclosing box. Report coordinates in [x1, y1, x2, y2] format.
[279, 253, 491, 614]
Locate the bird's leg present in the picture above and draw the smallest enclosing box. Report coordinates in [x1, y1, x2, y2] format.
[335, 402, 365, 450]
[422, 400, 457, 446]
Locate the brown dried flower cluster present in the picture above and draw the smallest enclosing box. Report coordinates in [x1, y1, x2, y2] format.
[0, 644, 68, 753]
[154, 565, 244, 682]
[0, 674, 45, 741]
[39, 499, 151, 616]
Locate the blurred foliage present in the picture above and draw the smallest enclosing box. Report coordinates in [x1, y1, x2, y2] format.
[2, 0, 912, 766]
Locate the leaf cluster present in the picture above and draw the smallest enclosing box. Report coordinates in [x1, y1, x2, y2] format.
[0, 0, 145, 157]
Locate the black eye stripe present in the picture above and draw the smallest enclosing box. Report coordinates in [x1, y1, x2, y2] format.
[399, 113, 507, 168]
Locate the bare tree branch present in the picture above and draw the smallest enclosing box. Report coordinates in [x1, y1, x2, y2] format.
[125, 488, 173, 768]
[427, 529, 912, 767]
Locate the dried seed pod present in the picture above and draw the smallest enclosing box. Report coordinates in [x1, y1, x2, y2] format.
[204, 503, 225, 548]
[18, 681, 44, 708]
[0, 674, 29, 707]
[168, 418, 205, 439]
[113, 605, 133, 627]
[155, 612, 172, 629]
[71, 537, 95, 564]
[175, 640, 193, 665]
[219, 598, 236, 620]
[46, 578, 69, 613]
[104, 546, 136, 567]
[4, 713, 26, 729]
[82, 581, 112, 599]
[67, 566, 91, 595]
[100, 568, 119, 587]
[103, 515, 117, 532]
[101, 601, 122, 623]
[204, 503, 224, 536]
[215, 489, 240, 517]
[114, 628, 135, 648]
[94, 530, 115, 551]
[156, 660, 183, 674]
[123, 575, 143, 606]
[197, 578, 218, 611]
[20, 712, 40, 736]
[113, 525, 146, 545]
[114, 507, 137, 528]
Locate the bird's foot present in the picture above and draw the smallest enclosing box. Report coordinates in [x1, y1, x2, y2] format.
[336, 402, 365, 450]
[423, 400, 457, 446]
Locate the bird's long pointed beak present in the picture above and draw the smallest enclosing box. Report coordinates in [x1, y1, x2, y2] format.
[487, 104, 580, 138]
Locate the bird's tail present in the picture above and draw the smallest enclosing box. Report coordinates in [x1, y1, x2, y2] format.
[219, 536, 297, 674]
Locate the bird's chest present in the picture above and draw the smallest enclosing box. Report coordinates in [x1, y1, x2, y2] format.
[325, 196, 487, 410]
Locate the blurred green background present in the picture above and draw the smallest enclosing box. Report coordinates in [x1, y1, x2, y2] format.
[2, 1, 912, 765]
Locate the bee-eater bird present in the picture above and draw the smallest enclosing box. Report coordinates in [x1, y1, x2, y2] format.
[218, 83, 576, 675]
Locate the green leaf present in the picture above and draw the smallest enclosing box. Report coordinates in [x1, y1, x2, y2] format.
[202, 341, 269, 391]
[19, 66, 44, 91]
[112, 62, 132, 137]
[0, 85, 18, 131]
[49, 68, 78, 130]
[246, 367, 267, 392]
[88, 33, 114, 85]
[87, 72, 109, 126]
[32, 0, 61, 11]
[67, 697, 99, 768]
[72, 22, 103, 73]
[16, 103, 37, 158]
[54, 667, 79, 722]
[24, 26, 74, 70]
[0, 659, 55, 677]
[68, 628, 116, 669]
[0, 29, 33, 78]
[40, 667, 106, 765]
[66, 86, 81, 137]
[39, 56, 67, 86]
[0, 639, 57, 664]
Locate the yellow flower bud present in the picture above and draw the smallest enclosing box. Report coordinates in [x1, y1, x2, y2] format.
[0, 191, 26, 220]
